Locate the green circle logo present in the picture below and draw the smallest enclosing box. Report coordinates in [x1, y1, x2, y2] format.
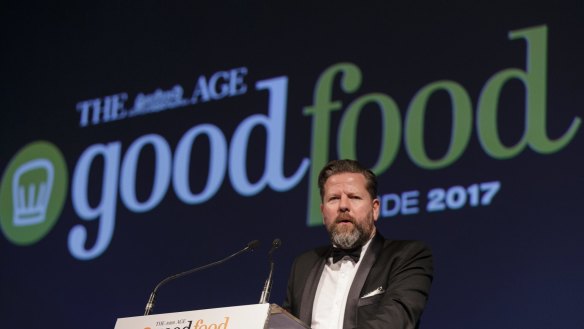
[0, 141, 68, 245]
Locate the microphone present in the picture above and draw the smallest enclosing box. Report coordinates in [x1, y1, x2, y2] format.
[144, 239, 260, 315]
[259, 238, 282, 304]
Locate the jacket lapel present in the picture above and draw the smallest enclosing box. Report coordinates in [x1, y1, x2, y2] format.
[342, 233, 383, 329]
[298, 252, 327, 325]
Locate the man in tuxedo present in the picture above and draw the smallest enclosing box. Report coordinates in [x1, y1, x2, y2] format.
[283, 159, 433, 329]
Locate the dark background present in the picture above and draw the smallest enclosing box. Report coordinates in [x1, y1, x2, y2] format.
[1, 2, 583, 328]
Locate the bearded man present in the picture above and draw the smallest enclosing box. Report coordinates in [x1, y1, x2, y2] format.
[282, 159, 433, 329]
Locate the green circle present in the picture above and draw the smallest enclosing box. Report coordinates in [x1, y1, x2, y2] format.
[0, 141, 68, 245]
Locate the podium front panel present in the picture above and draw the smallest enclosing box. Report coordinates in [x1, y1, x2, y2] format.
[114, 304, 270, 329]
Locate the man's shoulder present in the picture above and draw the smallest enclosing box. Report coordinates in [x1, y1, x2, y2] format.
[296, 244, 330, 259]
[375, 236, 432, 258]
[292, 244, 329, 266]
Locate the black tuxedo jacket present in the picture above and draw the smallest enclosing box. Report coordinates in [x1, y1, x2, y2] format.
[282, 233, 433, 329]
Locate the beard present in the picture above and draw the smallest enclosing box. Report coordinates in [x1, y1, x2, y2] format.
[327, 213, 375, 249]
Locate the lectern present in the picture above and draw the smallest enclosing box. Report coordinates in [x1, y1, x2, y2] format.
[114, 304, 308, 329]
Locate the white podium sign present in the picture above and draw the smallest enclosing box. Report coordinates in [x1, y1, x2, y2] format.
[114, 304, 271, 329]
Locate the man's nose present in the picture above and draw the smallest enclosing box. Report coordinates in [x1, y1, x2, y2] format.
[339, 195, 350, 212]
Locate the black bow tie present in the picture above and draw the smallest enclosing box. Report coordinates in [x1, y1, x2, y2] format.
[331, 246, 362, 263]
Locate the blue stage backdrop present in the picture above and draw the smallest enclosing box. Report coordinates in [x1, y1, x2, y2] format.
[1, 2, 583, 329]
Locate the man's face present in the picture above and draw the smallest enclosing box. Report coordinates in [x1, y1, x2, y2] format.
[320, 172, 380, 249]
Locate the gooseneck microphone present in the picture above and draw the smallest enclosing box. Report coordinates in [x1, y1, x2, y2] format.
[259, 238, 282, 304]
[144, 239, 260, 315]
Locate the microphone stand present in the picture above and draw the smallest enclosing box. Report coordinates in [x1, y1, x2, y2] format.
[259, 239, 281, 304]
[144, 240, 260, 315]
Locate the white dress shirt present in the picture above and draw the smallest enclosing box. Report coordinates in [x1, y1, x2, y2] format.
[311, 238, 373, 329]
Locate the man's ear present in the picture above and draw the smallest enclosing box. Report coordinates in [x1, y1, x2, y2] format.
[372, 198, 380, 221]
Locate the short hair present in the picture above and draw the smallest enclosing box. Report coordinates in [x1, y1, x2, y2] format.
[318, 159, 378, 201]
